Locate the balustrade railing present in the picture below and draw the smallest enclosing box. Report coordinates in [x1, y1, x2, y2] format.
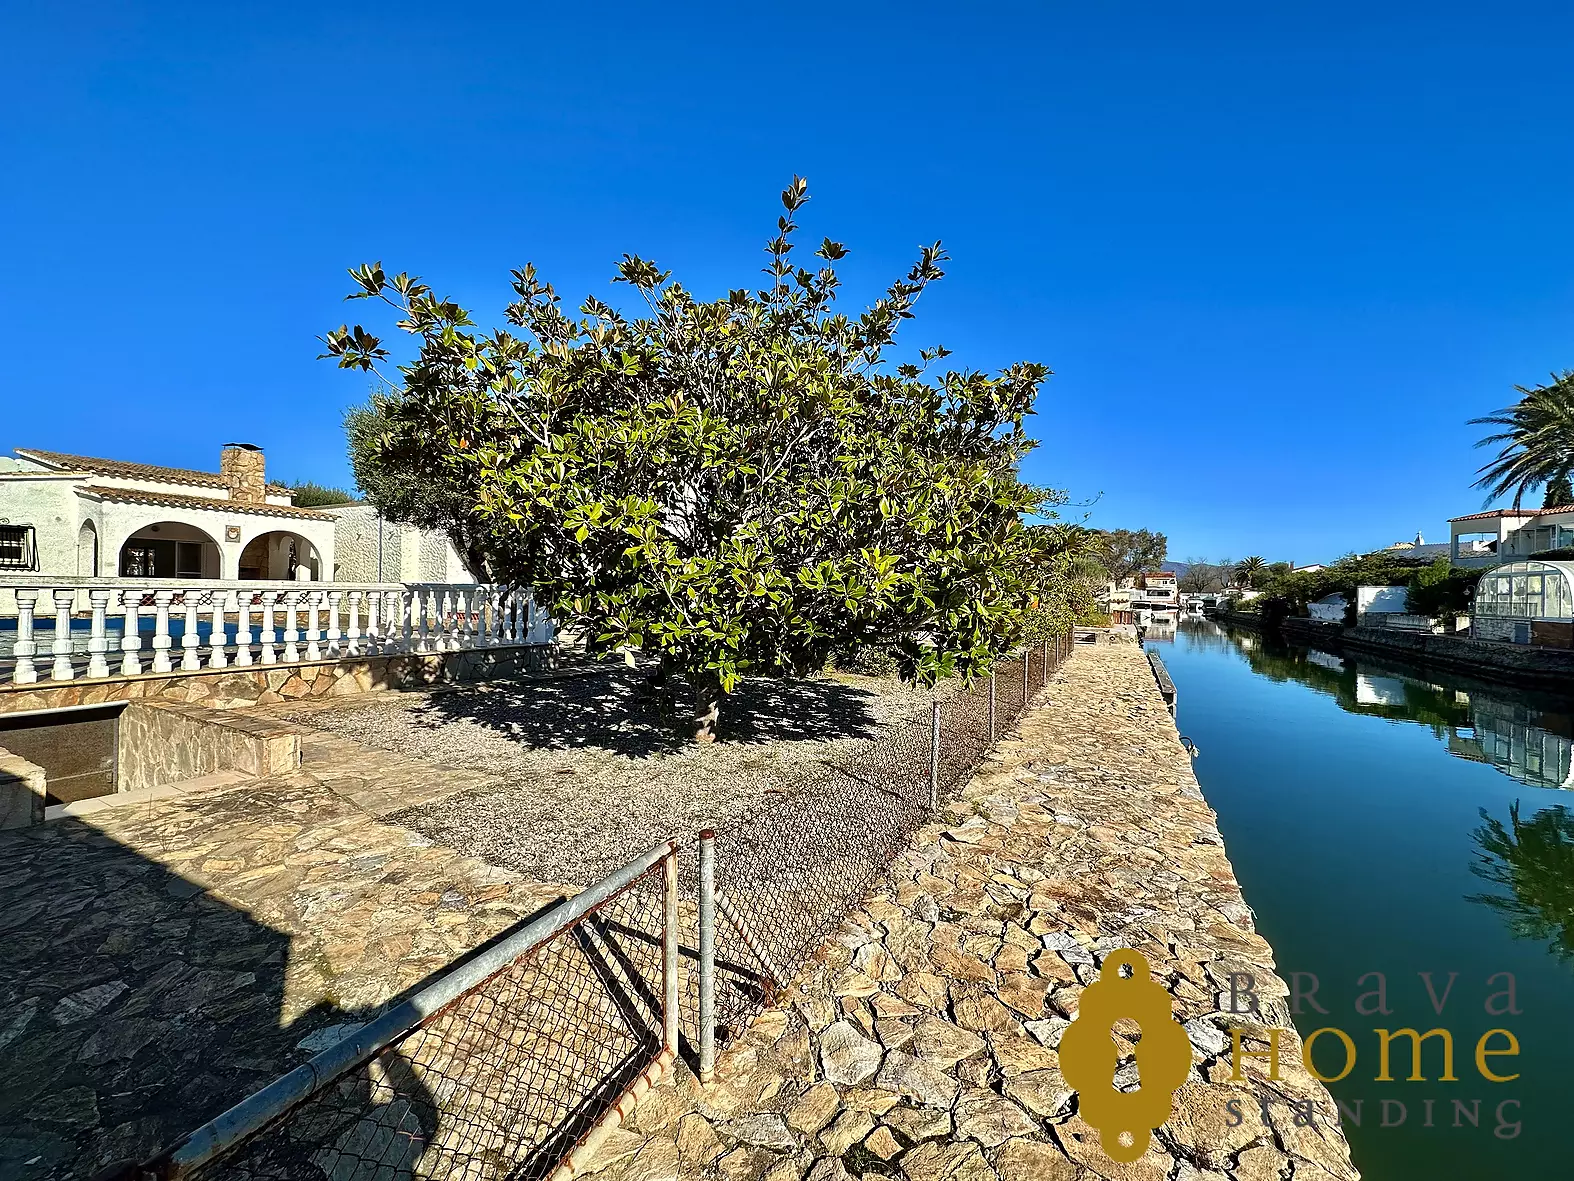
[0, 579, 551, 686]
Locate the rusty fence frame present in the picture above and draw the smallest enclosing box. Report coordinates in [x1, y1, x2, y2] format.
[120, 839, 681, 1181]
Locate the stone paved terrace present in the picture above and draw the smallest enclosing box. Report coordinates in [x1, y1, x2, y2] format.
[0, 733, 568, 1179]
[582, 641, 1360, 1181]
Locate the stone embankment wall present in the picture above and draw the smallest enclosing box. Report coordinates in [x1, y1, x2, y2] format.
[1219, 609, 1574, 688]
[588, 643, 1359, 1181]
[0, 642, 551, 716]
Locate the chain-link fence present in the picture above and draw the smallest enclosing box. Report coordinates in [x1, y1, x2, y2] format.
[123, 638, 1070, 1179]
[120, 841, 680, 1181]
[687, 638, 1069, 1075]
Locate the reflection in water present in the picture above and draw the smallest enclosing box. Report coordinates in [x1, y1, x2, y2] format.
[1183, 619, 1574, 790]
[1469, 801, 1574, 962]
[1183, 618, 1574, 965]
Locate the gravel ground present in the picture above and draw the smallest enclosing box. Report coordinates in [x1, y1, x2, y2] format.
[276, 666, 946, 884]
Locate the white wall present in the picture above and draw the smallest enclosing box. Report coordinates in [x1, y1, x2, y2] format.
[1357, 585, 1409, 614]
[328, 504, 479, 583]
[0, 476, 94, 575]
[1307, 595, 1347, 622]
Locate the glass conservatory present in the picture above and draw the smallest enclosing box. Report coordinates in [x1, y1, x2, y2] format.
[1473, 560, 1574, 620]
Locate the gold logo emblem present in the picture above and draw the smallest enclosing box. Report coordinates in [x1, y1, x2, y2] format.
[1059, 949, 1192, 1162]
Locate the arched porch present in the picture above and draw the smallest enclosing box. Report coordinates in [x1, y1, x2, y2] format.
[237, 529, 323, 580]
[118, 521, 222, 578]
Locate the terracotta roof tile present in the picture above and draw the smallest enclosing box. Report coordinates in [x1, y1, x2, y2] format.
[75, 484, 334, 522]
[1448, 509, 1540, 523]
[15, 448, 291, 493]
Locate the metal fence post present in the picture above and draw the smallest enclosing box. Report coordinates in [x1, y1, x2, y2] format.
[662, 847, 679, 1056]
[1022, 654, 1029, 707]
[1042, 639, 1049, 683]
[928, 700, 941, 811]
[988, 672, 996, 744]
[698, 829, 717, 1084]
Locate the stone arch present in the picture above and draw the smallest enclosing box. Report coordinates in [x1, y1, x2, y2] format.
[236, 529, 322, 580]
[118, 521, 221, 579]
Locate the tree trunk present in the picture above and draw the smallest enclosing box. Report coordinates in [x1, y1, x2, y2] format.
[691, 670, 724, 744]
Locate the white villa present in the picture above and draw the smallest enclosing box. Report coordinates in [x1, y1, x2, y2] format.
[0, 444, 477, 585]
[0, 443, 550, 690]
[1449, 507, 1574, 569]
[1101, 570, 1179, 624]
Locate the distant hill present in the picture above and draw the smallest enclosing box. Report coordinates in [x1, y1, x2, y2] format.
[1160, 561, 1189, 576]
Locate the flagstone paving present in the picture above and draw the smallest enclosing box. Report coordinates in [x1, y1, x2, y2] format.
[586, 641, 1360, 1181]
[0, 738, 567, 1180]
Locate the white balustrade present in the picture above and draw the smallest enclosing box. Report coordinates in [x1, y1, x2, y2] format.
[282, 590, 301, 663]
[234, 593, 254, 667]
[180, 593, 203, 672]
[259, 590, 279, 664]
[327, 590, 344, 657]
[151, 591, 175, 673]
[305, 591, 323, 660]
[120, 590, 142, 676]
[51, 590, 76, 681]
[12, 590, 39, 684]
[0, 579, 545, 686]
[209, 588, 228, 670]
[354, 592, 368, 658]
[87, 589, 112, 679]
[415, 588, 431, 653]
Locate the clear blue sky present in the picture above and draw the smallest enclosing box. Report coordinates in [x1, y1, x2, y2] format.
[5, 2, 1571, 566]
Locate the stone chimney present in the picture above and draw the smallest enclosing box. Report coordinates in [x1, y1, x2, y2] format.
[220, 443, 267, 505]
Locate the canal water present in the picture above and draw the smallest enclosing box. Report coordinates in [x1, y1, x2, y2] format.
[1160, 620, 1572, 1179]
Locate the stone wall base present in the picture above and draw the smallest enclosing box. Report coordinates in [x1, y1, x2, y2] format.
[117, 701, 301, 793]
[0, 643, 553, 715]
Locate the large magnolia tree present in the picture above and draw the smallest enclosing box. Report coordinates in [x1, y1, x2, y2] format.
[326, 180, 1066, 739]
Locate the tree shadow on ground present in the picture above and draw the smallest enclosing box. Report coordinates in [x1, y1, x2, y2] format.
[0, 816, 393, 1180]
[398, 664, 888, 758]
[0, 811, 666, 1181]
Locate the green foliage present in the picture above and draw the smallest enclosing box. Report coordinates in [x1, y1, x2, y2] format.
[1092, 528, 1166, 583]
[1247, 552, 1478, 626]
[346, 400, 499, 578]
[1545, 473, 1574, 508]
[1405, 558, 1477, 619]
[1470, 370, 1574, 508]
[1469, 801, 1574, 961]
[1234, 555, 1267, 588]
[323, 180, 1074, 738]
[285, 480, 356, 507]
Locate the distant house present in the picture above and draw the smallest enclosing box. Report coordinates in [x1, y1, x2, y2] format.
[1449, 507, 1574, 568]
[1355, 585, 1432, 632]
[1136, 570, 1178, 609]
[1100, 570, 1178, 624]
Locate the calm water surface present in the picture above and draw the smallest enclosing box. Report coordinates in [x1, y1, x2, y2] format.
[1159, 620, 1573, 1180]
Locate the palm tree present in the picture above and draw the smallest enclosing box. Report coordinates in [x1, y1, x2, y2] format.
[1545, 473, 1574, 509]
[1234, 555, 1267, 588]
[1470, 372, 1574, 507]
[1468, 801, 1574, 962]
